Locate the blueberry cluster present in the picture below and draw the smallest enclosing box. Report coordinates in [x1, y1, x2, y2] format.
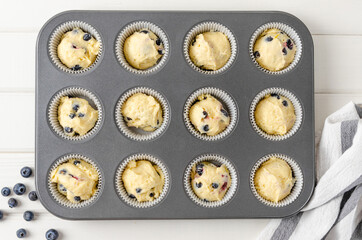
[1, 166, 59, 239]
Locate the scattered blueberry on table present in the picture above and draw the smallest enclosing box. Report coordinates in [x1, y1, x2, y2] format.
[28, 191, 38, 201]
[16, 228, 27, 238]
[1, 187, 11, 196]
[23, 211, 34, 221]
[13, 183, 26, 195]
[20, 167, 32, 178]
[8, 198, 18, 208]
[0, 210, 3, 220]
[46, 229, 59, 240]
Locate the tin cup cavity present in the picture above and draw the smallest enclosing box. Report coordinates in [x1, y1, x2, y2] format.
[250, 153, 303, 207]
[184, 87, 238, 141]
[115, 153, 170, 208]
[115, 87, 170, 141]
[47, 87, 103, 141]
[115, 21, 170, 75]
[183, 154, 238, 208]
[183, 21, 237, 74]
[249, 22, 302, 74]
[48, 153, 103, 208]
[48, 21, 103, 74]
[249, 87, 303, 141]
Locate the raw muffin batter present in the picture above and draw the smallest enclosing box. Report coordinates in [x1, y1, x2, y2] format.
[254, 157, 295, 202]
[254, 93, 296, 135]
[121, 93, 163, 132]
[58, 96, 99, 136]
[189, 94, 230, 136]
[122, 160, 165, 202]
[57, 28, 100, 70]
[191, 162, 231, 202]
[189, 31, 231, 71]
[51, 159, 99, 203]
[123, 29, 164, 70]
[253, 28, 296, 71]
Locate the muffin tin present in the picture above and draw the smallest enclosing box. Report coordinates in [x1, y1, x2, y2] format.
[35, 10, 314, 219]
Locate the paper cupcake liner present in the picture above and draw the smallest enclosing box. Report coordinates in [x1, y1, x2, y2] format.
[48, 21, 103, 74]
[47, 87, 103, 141]
[115, 153, 170, 208]
[183, 87, 238, 141]
[115, 21, 170, 75]
[48, 153, 103, 208]
[115, 87, 170, 141]
[250, 153, 303, 207]
[183, 154, 238, 208]
[183, 21, 237, 75]
[249, 22, 302, 74]
[249, 87, 303, 141]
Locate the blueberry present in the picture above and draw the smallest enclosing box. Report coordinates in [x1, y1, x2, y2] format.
[196, 164, 204, 176]
[286, 39, 293, 50]
[0, 210, 3, 220]
[83, 33, 92, 41]
[8, 198, 18, 208]
[271, 93, 280, 99]
[203, 199, 209, 202]
[191, 38, 196, 46]
[149, 192, 155, 197]
[72, 29, 79, 34]
[23, 211, 34, 221]
[59, 169, 67, 175]
[203, 125, 209, 132]
[69, 113, 76, 119]
[157, 120, 160, 125]
[46, 229, 59, 240]
[140, 30, 149, 34]
[158, 49, 163, 55]
[253, 51, 260, 58]
[71, 65, 82, 71]
[64, 127, 73, 133]
[13, 183, 26, 195]
[155, 38, 161, 46]
[78, 113, 85, 117]
[212, 183, 219, 189]
[58, 184, 67, 193]
[282, 100, 288, 107]
[16, 228, 26, 238]
[136, 188, 142, 193]
[282, 48, 287, 55]
[72, 104, 80, 112]
[72, 44, 77, 49]
[220, 109, 229, 117]
[28, 191, 38, 201]
[129, 194, 136, 199]
[265, 36, 273, 42]
[126, 117, 132, 121]
[1, 187, 11, 196]
[202, 111, 208, 118]
[20, 166, 32, 178]
[195, 182, 202, 188]
[74, 196, 81, 202]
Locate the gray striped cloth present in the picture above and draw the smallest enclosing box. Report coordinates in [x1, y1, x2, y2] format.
[258, 102, 362, 240]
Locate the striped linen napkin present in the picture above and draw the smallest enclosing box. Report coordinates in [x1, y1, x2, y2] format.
[258, 102, 362, 240]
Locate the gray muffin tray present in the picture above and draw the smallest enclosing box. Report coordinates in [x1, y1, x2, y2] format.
[35, 10, 315, 219]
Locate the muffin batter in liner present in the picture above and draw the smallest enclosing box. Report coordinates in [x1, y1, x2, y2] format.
[115, 153, 170, 208]
[250, 153, 303, 207]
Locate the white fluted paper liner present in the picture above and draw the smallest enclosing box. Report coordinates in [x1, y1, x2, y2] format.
[183, 21, 237, 75]
[249, 87, 303, 141]
[249, 22, 302, 74]
[115, 21, 170, 75]
[183, 154, 238, 208]
[183, 87, 238, 141]
[48, 87, 103, 141]
[115, 154, 170, 208]
[250, 153, 303, 207]
[48, 21, 103, 74]
[48, 154, 103, 208]
[115, 87, 170, 141]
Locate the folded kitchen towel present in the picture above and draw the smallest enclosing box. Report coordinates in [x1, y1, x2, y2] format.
[258, 102, 362, 240]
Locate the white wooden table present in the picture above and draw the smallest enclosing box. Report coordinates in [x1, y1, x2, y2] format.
[1, 1, 362, 239]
